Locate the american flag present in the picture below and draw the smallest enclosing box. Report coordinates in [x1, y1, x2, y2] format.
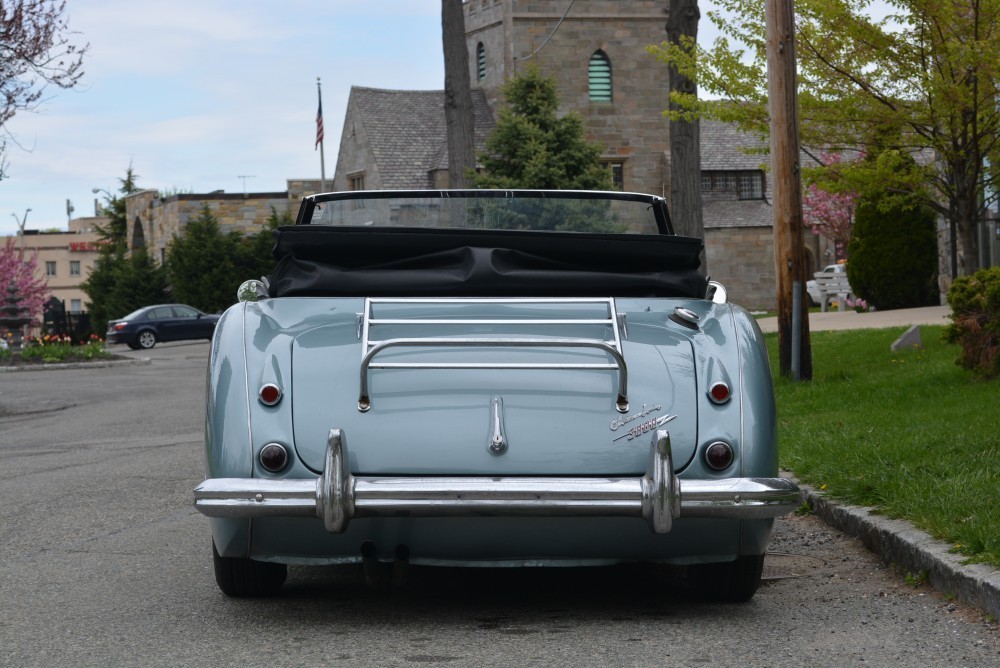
[315, 96, 324, 150]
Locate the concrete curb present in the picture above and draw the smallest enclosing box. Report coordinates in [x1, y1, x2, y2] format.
[0, 357, 152, 373]
[801, 482, 1000, 618]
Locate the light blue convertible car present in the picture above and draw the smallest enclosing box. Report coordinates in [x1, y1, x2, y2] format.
[194, 190, 800, 600]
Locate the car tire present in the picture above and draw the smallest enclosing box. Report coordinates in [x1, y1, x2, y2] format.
[136, 330, 157, 349]
[690, 554, 765, 603]
[212, 541, 287, 597]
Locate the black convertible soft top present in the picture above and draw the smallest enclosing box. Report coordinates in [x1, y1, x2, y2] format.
[267, 225, 708, 299]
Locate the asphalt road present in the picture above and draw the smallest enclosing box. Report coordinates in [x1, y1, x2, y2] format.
[1, 341, 998, 667]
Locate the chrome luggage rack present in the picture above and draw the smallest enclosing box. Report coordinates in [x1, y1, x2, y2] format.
[357, 297, 630, 413]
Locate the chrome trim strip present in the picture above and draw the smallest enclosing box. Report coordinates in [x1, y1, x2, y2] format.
[358, 337, 629, 413]
[369, 319, 616, 326]
[193, 429, 801, 533]
[488, 396, 508, 455]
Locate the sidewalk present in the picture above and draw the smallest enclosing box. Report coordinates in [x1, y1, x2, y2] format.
[756, 304, 951, 333]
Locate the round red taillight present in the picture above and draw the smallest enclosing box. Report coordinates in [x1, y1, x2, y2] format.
[704, 441, 734, 471]
[709, 382, 731, 404]
[259, 383, 282, 406]
[259, 443, 289, 472]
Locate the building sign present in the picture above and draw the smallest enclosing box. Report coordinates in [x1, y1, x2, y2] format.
[69, 241, 101, 252]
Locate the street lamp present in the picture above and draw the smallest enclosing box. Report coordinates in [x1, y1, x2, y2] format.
[92, 187, 113, 216]
[11, 208, 30, 255]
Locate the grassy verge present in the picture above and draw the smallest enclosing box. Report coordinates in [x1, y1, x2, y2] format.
[768, 325, 1000, 568]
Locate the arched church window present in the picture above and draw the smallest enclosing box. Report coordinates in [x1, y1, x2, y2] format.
[588, 50, 612, 102]
[131, 216, 146, 250]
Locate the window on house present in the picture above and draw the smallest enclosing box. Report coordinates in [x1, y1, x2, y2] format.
[477, 42, 486, 81]
[588, 50, 612, 102]
[348, 172, 366, 210]
[701, 170, 765, 200]
[70, 299, 82, 313]
[70, 260, 81, 276]
[602, 160, 625, 190]
[738, 171, 764, 199]
[46, 261, 56, 276]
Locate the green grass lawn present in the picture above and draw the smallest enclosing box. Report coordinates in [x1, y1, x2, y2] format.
[767, 325, 1000, 568]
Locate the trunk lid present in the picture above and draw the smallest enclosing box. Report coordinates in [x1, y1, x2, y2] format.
[286, 298, 699, 476]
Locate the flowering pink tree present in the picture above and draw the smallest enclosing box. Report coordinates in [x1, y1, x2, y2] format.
[0, 237, 50, 327]
[802, 152, 859, 261]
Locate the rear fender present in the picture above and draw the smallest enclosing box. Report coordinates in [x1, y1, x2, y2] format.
[205, 304, 252, 479]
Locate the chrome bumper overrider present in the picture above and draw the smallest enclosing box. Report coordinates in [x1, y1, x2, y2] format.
[194, 429, 801, 534]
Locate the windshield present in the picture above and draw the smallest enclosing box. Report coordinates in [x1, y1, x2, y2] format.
[303, 190, 669, 236]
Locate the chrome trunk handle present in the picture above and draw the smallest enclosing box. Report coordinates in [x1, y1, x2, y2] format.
[357, 337, 629, 413]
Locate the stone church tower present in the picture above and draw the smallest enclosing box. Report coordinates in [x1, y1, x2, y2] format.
[464, 0, 671, 197]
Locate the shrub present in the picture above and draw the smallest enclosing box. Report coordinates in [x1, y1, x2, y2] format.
[944, 266, 1000, 379]
[847, 197, 938, 310]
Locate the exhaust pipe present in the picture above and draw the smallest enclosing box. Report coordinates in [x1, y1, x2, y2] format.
[392, 544, 410, 587]
[360, 541, 382, 587]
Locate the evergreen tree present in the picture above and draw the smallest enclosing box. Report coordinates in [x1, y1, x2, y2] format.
[166, 206, 240, 313]
[847, 196, 938, 310]
[82, 165, 142, 332]
[108, 248, 167, 316]
[470, 65, 612, 191]
[81, 249, 124, 332]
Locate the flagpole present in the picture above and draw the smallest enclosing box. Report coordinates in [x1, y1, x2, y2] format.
[316, 77, 327, 192]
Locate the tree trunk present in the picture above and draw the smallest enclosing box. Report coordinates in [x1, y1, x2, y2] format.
[442, 0, 476, 189]
[946, 153, 983, 277]
[666, 0, 705, 271]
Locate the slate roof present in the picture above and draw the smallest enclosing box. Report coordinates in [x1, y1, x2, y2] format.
[700, 119, 822, 229]
[700, 120, 770, 171]
[350, 87, 496, 189]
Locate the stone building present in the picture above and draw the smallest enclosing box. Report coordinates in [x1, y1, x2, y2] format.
[333, 88, 496, 191]
[122, 179, 323, 264]
[464, 0, 672, 196]
[329, 0, 812, 309]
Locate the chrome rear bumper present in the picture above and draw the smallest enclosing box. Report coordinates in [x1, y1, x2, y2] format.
[194, 429, 801, 534]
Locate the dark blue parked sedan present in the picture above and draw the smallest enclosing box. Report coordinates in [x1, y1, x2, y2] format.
[106, 304, 219, 350]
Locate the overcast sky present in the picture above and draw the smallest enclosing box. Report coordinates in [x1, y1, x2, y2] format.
[0, 0, 745, 237]
[0, 0, 450, 236]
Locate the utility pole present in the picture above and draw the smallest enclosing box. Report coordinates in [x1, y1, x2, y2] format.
[765, 0, 812, 380]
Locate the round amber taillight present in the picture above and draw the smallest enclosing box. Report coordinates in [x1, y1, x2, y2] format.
[259, 443, 289, 472]
[709, 382, 731, 404]
[704, 441, 734, 471]
[259, 383, 282, 406]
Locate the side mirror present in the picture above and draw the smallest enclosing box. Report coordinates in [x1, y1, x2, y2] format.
[238, 280, 268, 303]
